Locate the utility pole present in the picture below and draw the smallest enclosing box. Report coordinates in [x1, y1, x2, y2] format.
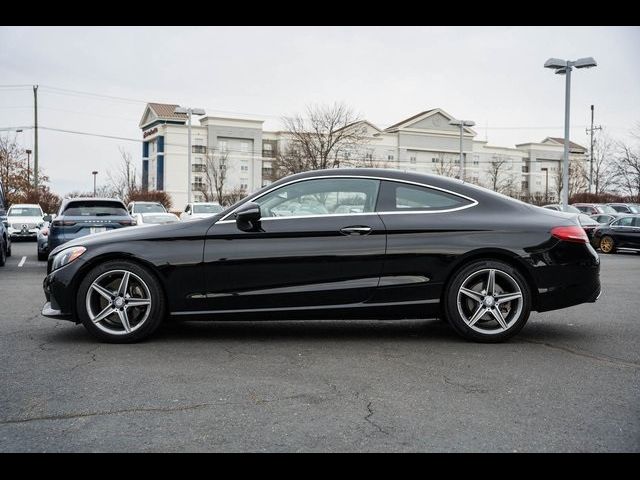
[33, 85, 39, 191]
[586, 105, 602, 194]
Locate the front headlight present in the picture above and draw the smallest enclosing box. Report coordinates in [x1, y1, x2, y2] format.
[51, 246, 86, 271]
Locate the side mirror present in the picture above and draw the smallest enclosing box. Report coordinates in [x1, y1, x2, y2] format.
[43, 214, 52, 223]
[234, 201, 262, 232]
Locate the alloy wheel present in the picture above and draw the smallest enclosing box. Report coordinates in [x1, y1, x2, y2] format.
[85, 269, 152, 335]
[456, 268, 524, 335]
[600, 236, 614, 253]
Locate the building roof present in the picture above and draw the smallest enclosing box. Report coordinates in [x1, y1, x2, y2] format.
[139, 103, 188, 128]
[543, 137, 587, 152]
[147, 103, 188, 121]
[385, 109, 435, 131]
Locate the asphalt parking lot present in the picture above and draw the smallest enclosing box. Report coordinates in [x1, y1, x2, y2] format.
[0, 240, 638, 452]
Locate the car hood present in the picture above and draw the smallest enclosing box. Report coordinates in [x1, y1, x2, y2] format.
[49, 213, 223, 255]
[7, 216, 43, 224]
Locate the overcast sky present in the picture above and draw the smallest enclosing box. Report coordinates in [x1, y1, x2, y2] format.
[1, 26, 639, 195]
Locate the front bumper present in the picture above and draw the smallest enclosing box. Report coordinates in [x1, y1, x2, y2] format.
[9, 228, 38, 237]
[41, 301, 73, 320]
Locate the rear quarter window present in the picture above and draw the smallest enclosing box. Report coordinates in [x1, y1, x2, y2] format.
[377, 181, 473, 212]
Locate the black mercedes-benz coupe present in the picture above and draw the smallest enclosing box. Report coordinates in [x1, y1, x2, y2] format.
[42, 169, 601, 343]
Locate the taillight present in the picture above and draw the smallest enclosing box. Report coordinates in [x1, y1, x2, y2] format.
[52, 220, 76, 227]
[41, 228, 49, 236]
[551, 226, 588, 244]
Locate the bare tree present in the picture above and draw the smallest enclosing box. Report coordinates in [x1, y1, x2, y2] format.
[433, 153, 458, 178]
[485, 156, 519, 196]
[274, 102, 368, 176]
[1, 133, 49, 206]
[554, 158, 589, 200]
[106, 147, 137, 200]
[197, 150, 230, 203]
[222, 187, 247, 206]
[613, 126, 640, 200]
[590, 133, 618, 194]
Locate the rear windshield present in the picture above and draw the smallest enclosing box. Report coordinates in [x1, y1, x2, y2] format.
[8, 207, 42, 217]
[193, 204, 223, 214]
[63, 201, 128, 216]
[134, 203, 166, 213]
[600, 205, 617, 214]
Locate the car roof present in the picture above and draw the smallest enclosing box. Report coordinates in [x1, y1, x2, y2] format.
[129, 201, 162, 204]
[9, 203, 41, 208]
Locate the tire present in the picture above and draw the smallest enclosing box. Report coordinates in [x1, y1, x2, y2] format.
[599, 235, 616, 254]
[444, 259, 531, 343]
[6, 241, 11, 257]
[0, 238, 6, 267]
[37, 249, 47, 261]
[76, 260, 166, 343]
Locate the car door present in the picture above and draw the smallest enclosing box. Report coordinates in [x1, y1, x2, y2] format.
[202, 177, 386, 311]
[629, 217, 640, 248]
[609, 217, 634, 247]
[370, 179, 477, 306]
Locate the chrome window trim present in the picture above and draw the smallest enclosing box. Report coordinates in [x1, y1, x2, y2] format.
[217, 174, 479, 223]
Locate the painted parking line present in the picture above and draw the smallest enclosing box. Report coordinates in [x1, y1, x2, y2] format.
[18, 256, 26, 267]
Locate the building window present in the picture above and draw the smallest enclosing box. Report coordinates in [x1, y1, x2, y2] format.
[388, 155, 394, 161]
[432, 157, 439, 163]
[241, 165, 249, 172]
[521, 181, 529, 190]
[410, 156, 417, 164]
[241, 142, 249, 153]
[218, 140, 228, 152]
[522, 165, 529, 173]
[365, 153, 373, 161]
[192, 145, 207, 154]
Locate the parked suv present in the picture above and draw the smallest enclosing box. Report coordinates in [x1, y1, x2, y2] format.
[572, 203, 619, 216]
[6, 203, 45, 239]
[607, 203, 640, 214]
[48, 198, 136, 252]
[180, 202, 223, 221]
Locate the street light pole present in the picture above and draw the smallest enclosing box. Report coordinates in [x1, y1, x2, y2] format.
[92, 171, 98, 196]
[174, 106, 206, 205]
[541, 167, 549, 203]
[586, 105, 602, 194]
[449, 119, 475, 180]
[544, 57, 597, 210]
[26, 149, 32, 186]
[33, 85, 39, 191]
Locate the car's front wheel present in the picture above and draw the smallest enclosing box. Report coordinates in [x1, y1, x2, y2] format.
[444, 260, 531, 343]
[76, 260, 166, 343]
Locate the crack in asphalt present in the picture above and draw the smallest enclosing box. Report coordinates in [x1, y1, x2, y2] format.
[442, 375, 489, 394]
[0, 403, 213, 426]
[70, 345, 101, 371]
[521, 339, 640, 370]
[364, 401, 389, 435]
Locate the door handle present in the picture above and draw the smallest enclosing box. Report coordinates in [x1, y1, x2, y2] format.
[340, 226, 372, 236]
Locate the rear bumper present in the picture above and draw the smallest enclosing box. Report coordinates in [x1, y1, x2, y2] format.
[535, 270, 601, 312]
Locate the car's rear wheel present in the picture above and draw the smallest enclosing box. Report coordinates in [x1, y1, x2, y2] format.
[76, 260, 165, 343]
[599, 235, 616, 254]
[0, 238, 6, 267]
[444, 260, 531, 343]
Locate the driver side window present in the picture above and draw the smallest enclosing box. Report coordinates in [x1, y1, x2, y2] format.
[254, 178, 380, 219]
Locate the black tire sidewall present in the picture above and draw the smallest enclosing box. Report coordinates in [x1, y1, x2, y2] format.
[0, 238, 6, 266]
[444, 259, 531, 343]
[76, 260, 166, 343]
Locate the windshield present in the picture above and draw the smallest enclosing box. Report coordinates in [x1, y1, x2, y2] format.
[628, 205, 640, 214]
[600, 205, 617, 214]
[578, 214, 599, 226]
[63, 201, 128, 217]
[8, 206, 42, 217]
[142, 214, 178, 224]
[134, 203, 166, 213]
[193, 204, 223, 214]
